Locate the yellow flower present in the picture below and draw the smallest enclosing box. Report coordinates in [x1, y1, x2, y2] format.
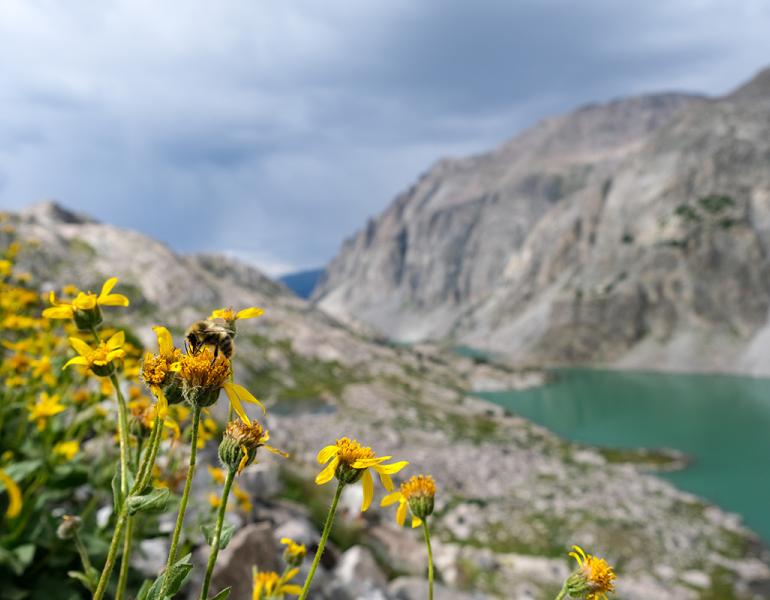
[142, 326, 183, 413]
[381, 474, 436, 528]
[315, 438, 408, 511]
[0, 260, 11, 278]
[252, 567, 302, 599]
[53, 441, 80, 461]
[174, 348, 265, 420]
[42, 277, 129, 326]
[28, 392, 66, 430]
[63, 331, 126, 377]
[0, 468, 22, 519]
[565, 545, 616, 600]
[280, 538, 307, 567]
[209, 306, 264, 324]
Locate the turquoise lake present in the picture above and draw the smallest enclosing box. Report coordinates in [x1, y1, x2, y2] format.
[476, 369, 770, 543]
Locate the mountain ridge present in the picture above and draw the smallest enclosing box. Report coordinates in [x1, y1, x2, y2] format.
[313, 67, 770, 376]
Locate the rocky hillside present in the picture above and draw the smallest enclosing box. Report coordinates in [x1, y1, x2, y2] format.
[7, 202, 770, 599]
[313, 66, 770, 376]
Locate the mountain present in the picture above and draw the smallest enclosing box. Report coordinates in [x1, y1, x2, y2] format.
[279, 268, 324, 299]
[313, 66, 770, 376]
[6, 201, 770, 598]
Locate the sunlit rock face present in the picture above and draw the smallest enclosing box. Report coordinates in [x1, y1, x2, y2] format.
[314, 66, 770, 376]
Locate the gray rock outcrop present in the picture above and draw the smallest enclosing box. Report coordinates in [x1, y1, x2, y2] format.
[314, 66, 770, 376]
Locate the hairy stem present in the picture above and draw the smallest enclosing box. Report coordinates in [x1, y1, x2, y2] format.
[298, 480, 344, 600]
[159, 405, 201, 598]
[92, 510, 127, 600]
[422, 519, 434, 600]
[198, 467, 235, 600]
[115, 516, 133, 600]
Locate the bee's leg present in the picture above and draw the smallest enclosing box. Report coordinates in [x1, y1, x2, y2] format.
[210, 344, 219, 366]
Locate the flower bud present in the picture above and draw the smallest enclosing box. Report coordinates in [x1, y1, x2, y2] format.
[218, 420, 263, 472]
[401, 475, 436, 520]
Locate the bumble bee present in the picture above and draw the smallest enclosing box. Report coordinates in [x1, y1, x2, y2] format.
[185, 318, 236, 359]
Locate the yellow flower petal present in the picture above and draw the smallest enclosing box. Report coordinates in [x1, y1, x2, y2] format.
[72, 292, 97, 310]
[314, 457, 339, 485]
[378, 471, 394, 491]
[152, 386, 169, 419]
[0, 468, 22, 519]
[411, 516, 422, 528]
[280, 585, 302, 595]
[380, 491, 402, 507]
[223, 383, 251, 425]
[351, 456, 390, 468]
[230, 383, 266, 413]
[235, 307, 264, 320]
[69, 337, 93, 358]
[99, 277, 118, 298]
[264, 445, 290, 458]
[284, 567, 300, 580]
[63, 356, 89, 369]
[107, 330, 125, 350]
[106, 349, 126, 362]
[317, 444, 339, 464]
[153, 326, 174, 356]
[361, 469, 374, 512]
[396, 498, 408, 527]
[101, 293, 130, 307]
[373, 460, 409, 475]
[42, 306, 74, 319]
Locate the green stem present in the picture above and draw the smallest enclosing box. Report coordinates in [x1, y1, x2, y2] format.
[73, 530, 94, 578]
[115, 516, 133, 600]
[422, 519, 434, 600]
[91, 412, 164, 600]
[554, 583, 569, 600]
[198, 467, 235, 600]
[159, 405, 201, 598]
[108, 373, 130, 499]
[92, 510, 128, 600]
[298, 480, 344, 600]
[132, 415, 162, 495]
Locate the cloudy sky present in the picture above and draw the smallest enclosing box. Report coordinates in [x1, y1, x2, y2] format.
[1, 1, 769, 275]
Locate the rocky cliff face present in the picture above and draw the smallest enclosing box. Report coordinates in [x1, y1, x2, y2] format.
[314, 67, 770, 376]
[7, 202, 770, 598]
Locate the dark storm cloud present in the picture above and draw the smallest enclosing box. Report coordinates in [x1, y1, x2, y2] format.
[0, 0, 769, 274]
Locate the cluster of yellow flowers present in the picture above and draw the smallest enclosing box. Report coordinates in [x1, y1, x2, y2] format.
[0, 212, 617, 600]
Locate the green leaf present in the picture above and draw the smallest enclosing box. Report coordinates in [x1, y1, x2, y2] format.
[210, 587, 231, 600]
[201, 522, 236, 549]
[1, 460, 42, 485]
[13, 544, 35, 570]
[67, 570, 97, 592]
[145, 553, 193, 600]
[127, 487, 170, 515]
[136, 579, 153, 600]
